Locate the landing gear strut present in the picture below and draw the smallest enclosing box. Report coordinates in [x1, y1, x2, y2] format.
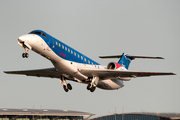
[18, 41, 31, 58]
[60, 76, 72, 92]
[87, 76, 99, 92]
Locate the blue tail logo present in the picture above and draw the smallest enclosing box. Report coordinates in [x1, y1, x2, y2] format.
[118, 53, 135, 69]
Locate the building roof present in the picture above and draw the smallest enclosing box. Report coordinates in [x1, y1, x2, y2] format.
[0, 108, 94, 117]
[91, 112, 180, 120]
[127, 112, 180, 119]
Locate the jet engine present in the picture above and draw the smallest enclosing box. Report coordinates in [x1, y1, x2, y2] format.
[107, 62, 122, 70]
[107, 62, 131, 81]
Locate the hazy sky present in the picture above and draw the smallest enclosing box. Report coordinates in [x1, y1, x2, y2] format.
[0, 0, 180, 118]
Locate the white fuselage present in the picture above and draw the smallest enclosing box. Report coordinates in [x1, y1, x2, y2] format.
[18, 34, 124, 90]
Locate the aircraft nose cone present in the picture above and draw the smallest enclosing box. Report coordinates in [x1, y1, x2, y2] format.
[18, 35, 27, 42]
[18, 34, 34, 42]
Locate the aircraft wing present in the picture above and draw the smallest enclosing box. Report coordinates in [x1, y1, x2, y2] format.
[4, 68, 64, 79]
[79, 68, 176, 80]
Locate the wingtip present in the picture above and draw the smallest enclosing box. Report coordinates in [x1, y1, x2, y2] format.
[4, 71, 11, 74]
[156, 57, 165, 59]
[171, 72, 176, 75]
[4, 71, 14, 74]
[157, 57, 164, 59]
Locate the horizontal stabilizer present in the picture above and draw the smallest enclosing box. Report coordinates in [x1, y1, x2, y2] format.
[99, 55, 164, 59]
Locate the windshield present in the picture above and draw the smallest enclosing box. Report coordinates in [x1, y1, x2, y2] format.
[29, 31, 47, 38]
[29, 31, 41, 35]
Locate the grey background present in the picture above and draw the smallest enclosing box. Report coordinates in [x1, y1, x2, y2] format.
[0, 0, 179, 117]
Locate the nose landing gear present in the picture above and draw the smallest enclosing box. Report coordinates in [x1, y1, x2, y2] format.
[19, 41, 31, 58]
[22, 53, 29, 58]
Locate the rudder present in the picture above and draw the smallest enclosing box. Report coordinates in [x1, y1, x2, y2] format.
[118, 53, 135, 69]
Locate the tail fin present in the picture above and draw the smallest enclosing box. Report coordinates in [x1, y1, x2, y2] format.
[118, 53, 135, 69]
[99, 53, 164, 70]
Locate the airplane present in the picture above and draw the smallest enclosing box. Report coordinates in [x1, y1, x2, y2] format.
[4, 30, 176, 92]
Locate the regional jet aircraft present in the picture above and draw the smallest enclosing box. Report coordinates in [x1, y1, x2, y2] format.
[4, 30, 176, 92]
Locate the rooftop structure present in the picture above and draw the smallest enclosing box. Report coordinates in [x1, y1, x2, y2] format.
[0, 108, 94, 120]
[91, 112, 180, 120]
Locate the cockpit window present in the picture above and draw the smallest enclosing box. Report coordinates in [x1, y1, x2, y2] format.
[42, 33, 47, 38]
[29, 31, 34, 34]
[30, 31, 41, 35]
[29, 31, 47, 38]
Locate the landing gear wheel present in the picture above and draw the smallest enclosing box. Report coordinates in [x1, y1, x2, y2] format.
[22, 53, 29, 58]
[63, 85, 68, 92]
[22, 53, 26, 58]
[25, 53, 29, 58]
[67, 83, 72, 90]
[90, 86, 96, 92]
[87, 83, 91, 90]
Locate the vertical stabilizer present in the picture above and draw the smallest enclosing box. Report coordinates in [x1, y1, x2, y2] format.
[118, 53, 135, 69]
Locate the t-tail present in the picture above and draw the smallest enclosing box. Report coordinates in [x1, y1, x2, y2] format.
[118, 53, 135, 69]
[99, 53, 164, 70]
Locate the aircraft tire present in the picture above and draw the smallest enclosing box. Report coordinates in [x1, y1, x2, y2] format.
[63, 85, 68, 92]
[90, 86, 96, 92]
[22, 53, 29, 58]
[67, 83, 72, 90]
[25, 53, 29, 58]
[22, 53, 26, 58]
[87, 83, 91, 90]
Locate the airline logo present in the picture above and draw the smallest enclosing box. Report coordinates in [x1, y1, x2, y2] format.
[59, 52, 66, 58]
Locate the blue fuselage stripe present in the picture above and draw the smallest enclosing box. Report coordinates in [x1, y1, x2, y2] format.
[32, 30, 100, 65]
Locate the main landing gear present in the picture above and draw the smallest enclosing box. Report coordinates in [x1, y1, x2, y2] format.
[60, 76, 72, 92]
[87, 84, 96, 92]
[87, 76, 99, 92]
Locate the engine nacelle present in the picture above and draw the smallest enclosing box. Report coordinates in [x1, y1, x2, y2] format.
[107, 62, 122, 70]
[107, 62, 131, 81]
